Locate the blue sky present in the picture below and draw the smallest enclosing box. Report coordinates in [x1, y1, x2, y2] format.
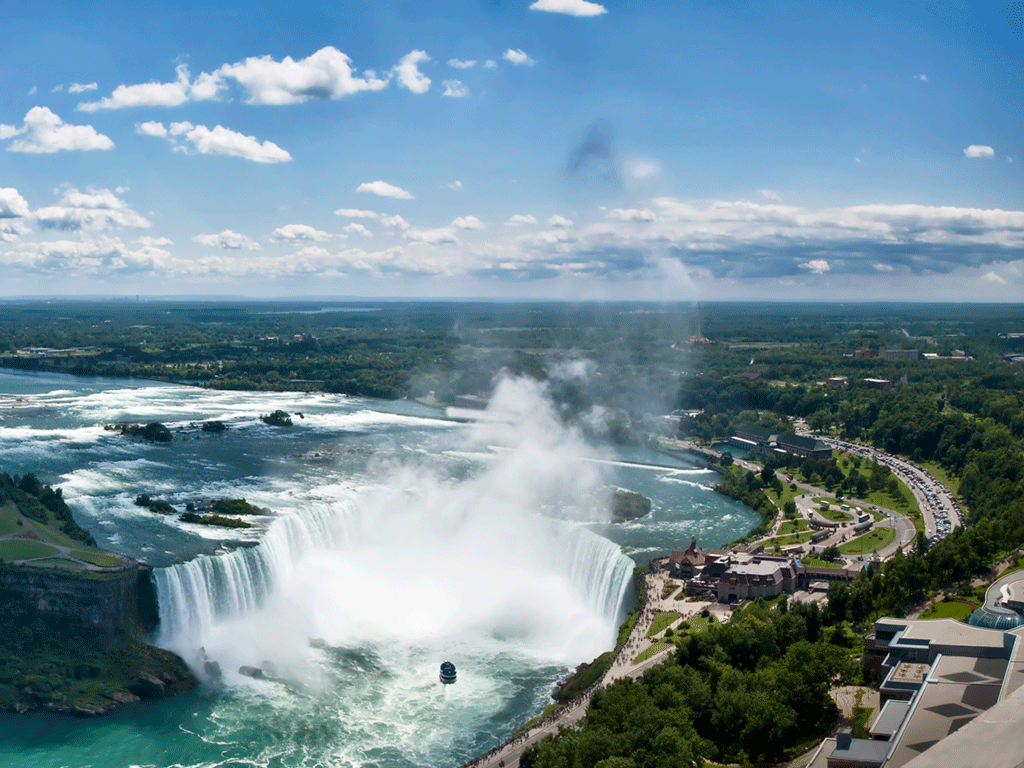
[0, 0, 1021, 300]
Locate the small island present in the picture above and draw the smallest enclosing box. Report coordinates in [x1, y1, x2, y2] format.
[105, 421, 173, 443]
[260, 410, 293, 427]
[0, 472, 196, 715]
[610, 488, 652, 522]
[135, 494, 268, 529]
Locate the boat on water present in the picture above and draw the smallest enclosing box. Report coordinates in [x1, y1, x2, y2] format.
[439, 661, 456, 684]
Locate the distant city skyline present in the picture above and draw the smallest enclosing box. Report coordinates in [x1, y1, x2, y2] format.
[1, 0, 1021, 301]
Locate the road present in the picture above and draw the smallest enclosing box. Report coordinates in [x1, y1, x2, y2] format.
[819, 437, 962, 543]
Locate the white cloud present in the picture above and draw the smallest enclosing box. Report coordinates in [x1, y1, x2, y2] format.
[68, 82, 98, 94]
[27, 86, 37, 95]
[271, 224, 332, 242]
[873, 263, 894, 272]
[914, 74, 928, 82]
[138, 236, 173, 246]
[35, 187, 150, 231]
[964, 145, 995, 158]
[505, 214, 538, 226]
[343, 222, 373, 237]
[357, 181, 414, 199]
[548, 215, 573, 228]
[405, 227, 458, 245]
[334, 208, 379, 218]
[448, 59, 477, 69]
[448, 180, 463, 190]
[380, 214, 410, 230]
[530, 0, 608, 17]
[759, 189, 782, 201]
[139, 121, 292, 163]
[135, 121, 169, 137]
[0, 219, 30, 242]
[484, 60, 497, 69]
[193, 230, 261, 250]
[78, 64, 220, 111]
[52, 84, 64, 93]
[453, 215, 485, 230]
[216, 46, 388, 105]
[503, 49, 536, 67]
[800, 259, 831, 274]
[0, 188, 32, 219]
[392, 50, 431, 94]
[982, 271, 1006, 284]
[1, 107, 114, 153]
[607, 208, 656, 222]
[442, 80, 469, 98]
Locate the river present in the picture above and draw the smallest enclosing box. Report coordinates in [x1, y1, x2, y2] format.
[0, 368, 756, 768]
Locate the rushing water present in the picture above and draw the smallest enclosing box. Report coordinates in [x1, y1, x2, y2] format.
[0, 368, 756, 768]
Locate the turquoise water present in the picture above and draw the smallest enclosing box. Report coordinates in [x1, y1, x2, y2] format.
[0, 369, 757, 768]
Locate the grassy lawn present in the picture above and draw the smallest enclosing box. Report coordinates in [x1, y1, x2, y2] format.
[0, 539, 60, 561]
[766, 530, 814, 547]
[778, 519, 810, 535]
[815, 504, 853, 522]
[647, 611, 680, 637]
[800, 556, 844, 568]
[839, 528, 895, 555]
[920, 600, 976, 621]
[682, 615, 712, 633]
[71, 549, 122, 568]
[0, 504, 19, 537]
[766, 480, 800, 510]
[633, 642, 672, 665]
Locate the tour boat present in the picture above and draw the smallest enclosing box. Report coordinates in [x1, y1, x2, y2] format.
[439, 661, 456, 684]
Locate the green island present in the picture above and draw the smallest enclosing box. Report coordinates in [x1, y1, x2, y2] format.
[0, 473, 196, 715]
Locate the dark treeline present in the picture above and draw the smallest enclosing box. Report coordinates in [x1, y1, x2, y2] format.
[0, 473, 96, 547]
[521, 600, 855, 767]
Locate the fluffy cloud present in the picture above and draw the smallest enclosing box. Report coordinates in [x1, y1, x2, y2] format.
[964, 145, 995, 158]
[505, 214, 538, 226]
[334, 208, 379, 218]
[484, 60, 497, 69]
[759, 189, 782, 201]
[548, 215, 573, 228]
[800, 259, 831, 274]
[982, 271, 1006, 284]
[453, 215, 485, 230]
[343, 222, 373, 237]
[138, 236, 173, 246]
[78, 64, 221, 111]
[1, 107, 113, 153]
[503, 49, 536, 67]
[404, 227, 458, 245]
[442, 80, 469, 98]
[357, 181, 414, 199]
[216, 46, 389, 105]
[0, 188, 32, 219]
[530, 0, 607, 16]
[607, 208, 656, 222]
[138, 121, 292, 163]
[135, 121, 169, 137]
[914, 74, 928, 82]
[392, 50, 431, 94]
[448, 180, 463, 191]
[380, 214, 410, 230]
[193, 230, 261, 250]
[448, 59, 476, 69]
[35, 187, 150, 231]
[271, 224, 333, 242]
[79, 47, 444, 111]
[68, 82, 98, 93]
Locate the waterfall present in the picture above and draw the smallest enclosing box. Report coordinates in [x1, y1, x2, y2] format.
[153, 501, 349, 649]
[154, 498, 635, 658]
